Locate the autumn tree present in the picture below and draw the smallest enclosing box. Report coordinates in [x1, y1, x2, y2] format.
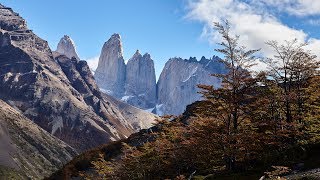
[86, 24, 320, 180]
[304, 76, 320, 143]
[264, 39, 319, 123]
[197, 20, 262, 171]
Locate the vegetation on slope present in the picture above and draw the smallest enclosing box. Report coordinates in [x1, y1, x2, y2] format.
[49, 21, 320, 180]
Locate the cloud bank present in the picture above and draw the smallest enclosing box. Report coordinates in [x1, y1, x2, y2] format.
[86, 56, 99, 74]
[186, 0, 320, 61]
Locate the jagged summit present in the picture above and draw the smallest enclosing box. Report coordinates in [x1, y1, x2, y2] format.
[94, 34, 126, 98]
[156, 56, 223, 115]
[129, 50, 142, 61]
[111, 33, 121, 39]
[143, 53, 151, 59]
[56, 35, 80, 60]
[125, 50, 157, 109]
[104, 33, 123, 55]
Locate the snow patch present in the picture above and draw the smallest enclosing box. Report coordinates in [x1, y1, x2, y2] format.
[155, 104, 164, 116]
[145, 108, 155, 113]
[183, 67, 198, 82]
[121, 95, 134, 102]
[2, 72, 13, 82]
[100, 88, 113, 95]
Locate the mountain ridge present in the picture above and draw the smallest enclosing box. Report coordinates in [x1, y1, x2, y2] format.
[0, 4, 156, 154]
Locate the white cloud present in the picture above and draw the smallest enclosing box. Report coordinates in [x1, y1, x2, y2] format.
[186, 0, 320, 71]
[293, 0, 320, 16]
[86, 56, 99, 73]
[251, 0, 320, 16]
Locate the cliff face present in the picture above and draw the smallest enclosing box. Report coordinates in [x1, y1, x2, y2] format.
[94, 34, 126, 98]
[125, 50, 157, 109]
[94, 35, 158, 110]
[156, 56, 223, 115]
[93, 33, 224, 116]
[0, 4, 157, 153]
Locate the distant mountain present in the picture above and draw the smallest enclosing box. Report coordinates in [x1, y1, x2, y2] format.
[55, 35, 80, 60]
[0, 3, 156, 154]
[95, 34, 126, 98]
[93, 34, 224, 115]
[0, 99, 76, 179]
[125, 50, 157, 109]
[156, 56, 223, 115]
[94, 35, 158, 110]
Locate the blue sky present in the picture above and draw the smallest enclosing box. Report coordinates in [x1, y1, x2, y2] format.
[2, 0, 320, 77]
[1, 0, 214, 78]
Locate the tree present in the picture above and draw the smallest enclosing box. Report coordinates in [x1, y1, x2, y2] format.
[264, 39, 319, 123]
[198, 20, 261, 171]
[304, 76, 320, 143]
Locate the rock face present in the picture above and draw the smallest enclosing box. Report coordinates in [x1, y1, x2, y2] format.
[156, 56, 223, 115]
[0, 99, 77, 179]
[0, 4, 156, 153]
[93, 33, 225, 116]
[95, 34, 126, 98]
[125, 50, 157, 109]
[94, 35, 157, 110]
[55, 35, 80, 60]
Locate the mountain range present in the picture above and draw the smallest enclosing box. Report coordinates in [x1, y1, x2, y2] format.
[0, 3, 224, 179]
[93, 34, 224, 115]
[0, 4, 156, 178]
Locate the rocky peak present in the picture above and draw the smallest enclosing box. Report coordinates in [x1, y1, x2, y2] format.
[143, 53, 151, 60]
[189, 57, 197, 62]
[125, 50, 157, 109]
[56, 35, 80, 60]
[0, 4, 27, 31]
[130, 50, 142, 61]
[94, 33, 126, 98]
[111, 33, 121, 40]
[106, 33, 123, 56]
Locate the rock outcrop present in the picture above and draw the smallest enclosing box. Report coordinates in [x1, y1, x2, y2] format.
[125, 50, 157, 109]
[94, 34, 126, 98]
[156, 56, 223, 115]
[93, 33, 225, 116]
[0, 4, 156, 153]
[55, 35, 80, 60]
[0, 99, 76, 179]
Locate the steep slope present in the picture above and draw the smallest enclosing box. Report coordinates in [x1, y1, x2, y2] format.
[125, 50, 157, 109]
[55, 35, 80, 60]
[105, 94, 158, 130]
[0, 4, 145, 152]
[156, 56, 223, 115]
[94, 34, 126, 98]
[55, 54, 157, 132]
[48, 101, 204, 179]
[0, 99, 76, 179]
[55, 55, 133, 135]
